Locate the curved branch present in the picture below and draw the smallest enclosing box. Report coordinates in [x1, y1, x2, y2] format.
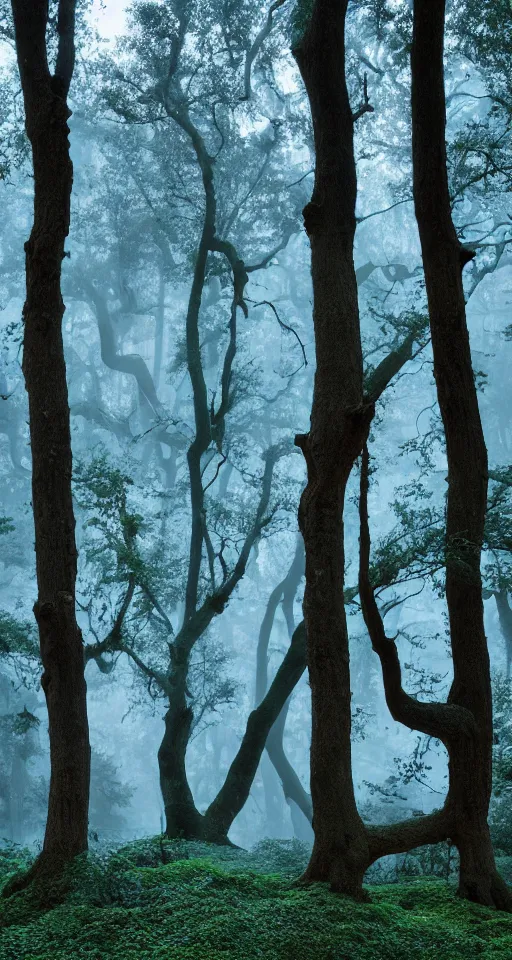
[364, 318, 430, 403]
[358, 445, 476, 744]
[81, 280, 165, 419]
[367, 805, 451, 864]
[242, 0, 288, 101]
[121, 641, 170, 695]
[250, 299, 307, 369]
[202, 621, 306, 839]
[84, 576, 136, 667]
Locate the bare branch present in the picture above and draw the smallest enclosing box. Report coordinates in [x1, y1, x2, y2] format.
[249, 298, 308, 369]
[352, 73, 375, 123]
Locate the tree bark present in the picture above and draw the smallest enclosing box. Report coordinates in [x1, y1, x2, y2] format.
[158, 692, 203, 840]
[5, 0, 90, 892]
[292, 0, 373, 894]
[411, 0, 511, 910]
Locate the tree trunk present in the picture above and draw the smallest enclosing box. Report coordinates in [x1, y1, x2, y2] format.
[159, 685, 202, 839]
[411, 0, 511, 910]
[157, 625, 307, 844]
[202, 623, 307, 842]
[255, 538, 312, 825]
[260, 752, 288, 837]
[266, 703, 313, 826]
[292, 0, 373, 895]
[4, 0, 90, 893]
[84, 281, 164, 419]
[153, 261, 165, 390]
[494, 589, 512, 679]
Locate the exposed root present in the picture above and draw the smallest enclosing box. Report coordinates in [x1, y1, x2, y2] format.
[458, 871, 512, 912]
[1, 851, 70, 904]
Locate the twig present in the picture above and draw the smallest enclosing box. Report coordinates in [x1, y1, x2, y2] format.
[249, 299, 307, 368]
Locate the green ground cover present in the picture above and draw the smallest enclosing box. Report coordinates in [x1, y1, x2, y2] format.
[1, 838, 511, 960]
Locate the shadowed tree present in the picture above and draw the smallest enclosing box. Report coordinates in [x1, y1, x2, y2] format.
[409, 0, 511, 909]
[3, 0, 90, 893]
[291, 0, 374, 894]
[289, 0, 512, 909]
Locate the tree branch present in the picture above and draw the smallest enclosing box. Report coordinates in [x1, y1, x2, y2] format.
[202, 621, 306, 839]
[54, 0, 76, 95]
[358, 445, 476, 745]
[242, 0, 288, 101]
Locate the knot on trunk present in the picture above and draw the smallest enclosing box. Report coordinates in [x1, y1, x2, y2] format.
[460, 245, 476, 268]
[302, 201, 323, 236]
[57, 591, 74, 605]
[294, 432, 309, 453]
[209, 593, 227, 614]
[34, 600, 56, 623]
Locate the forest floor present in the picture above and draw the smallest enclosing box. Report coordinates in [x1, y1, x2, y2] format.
[1, 838, 512, 959]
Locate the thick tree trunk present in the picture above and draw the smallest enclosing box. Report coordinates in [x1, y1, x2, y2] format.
[158, 693, 202, 839]
[4, 0, 90, 894]
[292, 0, 373, 894]
[411, 0, 511, 910]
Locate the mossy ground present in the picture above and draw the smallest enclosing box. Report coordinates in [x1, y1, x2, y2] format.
[1, 838, 511, 960]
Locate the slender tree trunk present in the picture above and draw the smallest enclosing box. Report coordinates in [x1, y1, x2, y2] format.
[153, 261, 165, 390]
[411, 0, 511, 910]
[4, 0, 90, 893]
[269, 539, 312, 826]
[202, 623, 307, 842]
[260, 752, 287, 837]
[292, 0, 372, 894]
[494, 589, 512, 679]
[84, 282, 164, 418]
[266, 703, 313, 825]
[9, 752, 25, 845]
[255, 538, 311, 824]
[157, 624, 307, 844]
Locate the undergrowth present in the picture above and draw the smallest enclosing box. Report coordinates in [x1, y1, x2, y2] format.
[0, 837, 511, 959]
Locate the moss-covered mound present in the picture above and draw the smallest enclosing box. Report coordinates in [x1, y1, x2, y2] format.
[0, 838, 511, 960]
